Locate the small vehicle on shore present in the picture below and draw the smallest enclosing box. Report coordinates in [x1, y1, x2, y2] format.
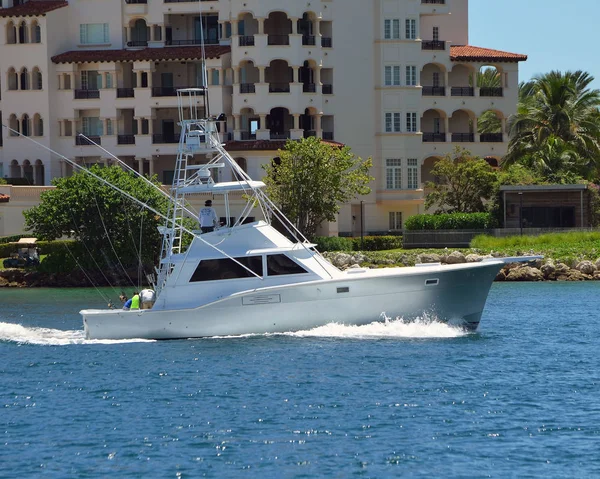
[3, 238, 40, 268]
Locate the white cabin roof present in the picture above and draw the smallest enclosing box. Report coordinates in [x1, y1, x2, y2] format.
[178, 180, 265, 194]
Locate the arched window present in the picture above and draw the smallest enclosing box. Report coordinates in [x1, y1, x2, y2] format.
[32, 68, 42, 90]
[31, 21, 41, 43]
[21, 114, 30, 137]
[7, 68, 18, 90]
[18, 21, 28, 44]
[10, 160, 21, 178]
[20, 67, 29, 90]
[8, 114, 19, 136]
[34, 160, 45, 186]
[6, 22, 16, 44]
[33, 114, 43, 136]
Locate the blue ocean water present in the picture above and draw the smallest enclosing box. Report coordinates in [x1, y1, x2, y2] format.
[1, 283, 600, 478]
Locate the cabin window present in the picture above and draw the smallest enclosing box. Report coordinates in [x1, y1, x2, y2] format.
[190, 256, 263, 282]
[267, 254, 308, 276]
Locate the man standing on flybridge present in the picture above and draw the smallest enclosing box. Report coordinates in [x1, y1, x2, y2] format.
[199, 199, 218, 233]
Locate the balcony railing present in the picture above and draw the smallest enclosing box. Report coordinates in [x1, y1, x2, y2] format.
[152, 86, 197, 97]
[127, 40, 148, 47]
[421, 0, 445, 4]
[302, 35, 316, 46]
[74, 89, 100, 99]
[451, 86, 474, 97]
[480, 87, 504, 97]
[322, 84, 333, 94]
[422, 86, 446, 96]
[422, 40, 445, 50]
[322, 132, 334, 140]
[303, 83, 316, 93]
[451, 133, 474, 142]
[165, 39, 203, 46]
[422, 132, 446, 142]
[240, 131, 256, 141]
[270, 131, 291, 140]
[239, 35, 254, 46]
[164, 0, 218, 2]
[269, 83, 290, 93]
[240, 83, 255, 94]
[116, 88, 134, 98]
[267, 34, 289, 46]
[152, 134, 178, 144]
[125, 0, 147, 3]
[117, 134, 136, 145]
[304, 130, 317, 138]
[321, 37, 332, 48]
[75, 135, 101, 146]
[480, 133, 503, 143]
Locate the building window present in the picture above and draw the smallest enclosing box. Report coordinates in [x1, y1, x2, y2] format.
[106, 119, 113, 136]
[389, 212, 403, 231]
[80, 23, 109, 44]
[432, 72, 440, 87]
[81, 70, 102, 90]
[405, 66, 417, 86]
[384, 65, 401, 86]
[407, 158, 418, 189]
[105, 73, 113, 89]
[82, 117, 103, 136]
[384, 19, 400, 39]
[405, 19, 416, 40]
[385, 112, 401, 133]
[406, 112, 417, 133]
[433, 26, 439, 41]
[212, 69, 219, 86]
[385, 158, 402, 190]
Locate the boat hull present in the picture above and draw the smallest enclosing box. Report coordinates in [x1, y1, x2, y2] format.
[82, 261, 502, 340]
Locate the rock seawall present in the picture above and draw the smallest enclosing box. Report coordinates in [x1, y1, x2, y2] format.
[323, 251, 600, 282]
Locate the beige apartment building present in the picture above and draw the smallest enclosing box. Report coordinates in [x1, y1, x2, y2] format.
[0, 0, 526, 236]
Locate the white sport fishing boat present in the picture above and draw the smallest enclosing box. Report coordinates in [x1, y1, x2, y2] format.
[80, 88, 536, 340]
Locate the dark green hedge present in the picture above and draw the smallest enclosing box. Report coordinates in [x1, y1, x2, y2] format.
[404, 213, 497, 231]
[0, 234, 26, 244]
[314, 235, 403, 252]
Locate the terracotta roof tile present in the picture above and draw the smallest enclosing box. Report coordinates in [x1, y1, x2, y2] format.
[51, 45, 231, 64]
[224, 139, 345, 152]
[0, 194, 10, 203]
[0, 1, 68, 17]
[450, 45, 527, 63]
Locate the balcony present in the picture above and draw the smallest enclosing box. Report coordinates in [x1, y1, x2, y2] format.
[421, 0, 445, 3]
[451, 87, 474, 97]
[74, 89, 100, 100]
[151, 86, 197, 97]
[303, 130, 317, 138]
[303, 83, 316, 93]
[267, 35, 289, 46]
[321, 37, 332, 48]
[75, 135, 101, 146]
[240, 131, 256, 141]
[269, 83, 290, 93]
[270, 131, 290, 140]
[480, 133, 503, 143]
[117, 134, 136, 145]
[116, 88, 135, 98]
[165, 39, 202, 46]
[239, 36, 254, 46]
[422, 132, 446, 142]
[480, 87, 503, 97]
[422, 40, 445, 50]
[125, 0, 147, 3]
[152, 134, 178, 144]
[422, 86, 445, 96]
[322, 132, 334, 140]
[451, 133, 474, 142]
[127, 40, 148, 47]
[240, 83, 256, 94]
[302, 35, 316, 46]
[322, 84, 333, 95]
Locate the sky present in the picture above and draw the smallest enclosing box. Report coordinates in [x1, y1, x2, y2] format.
[469, 0, 600, 90]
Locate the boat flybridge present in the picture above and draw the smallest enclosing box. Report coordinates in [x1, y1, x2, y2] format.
[81, 88, 536, 340]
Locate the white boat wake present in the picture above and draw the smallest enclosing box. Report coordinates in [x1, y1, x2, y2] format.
[0, 322, 155, 346]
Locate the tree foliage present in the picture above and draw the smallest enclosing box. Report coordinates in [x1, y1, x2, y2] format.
[24, 166, 168, 270]
[505, 70, 600, 180]
[262, 137, 373, 239]
[425, 147, 498, 214]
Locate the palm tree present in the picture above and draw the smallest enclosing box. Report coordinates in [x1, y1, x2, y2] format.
[504, 70, 600, 180]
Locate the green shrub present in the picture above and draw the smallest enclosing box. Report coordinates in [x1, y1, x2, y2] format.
[404, 212, 497, 231]
[0, 234, 26, 244]
[0, 239, 77, 259]
[37, 250, 79, 274]
[314, 236, 354, 251]
[353, 235, 403, 251]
